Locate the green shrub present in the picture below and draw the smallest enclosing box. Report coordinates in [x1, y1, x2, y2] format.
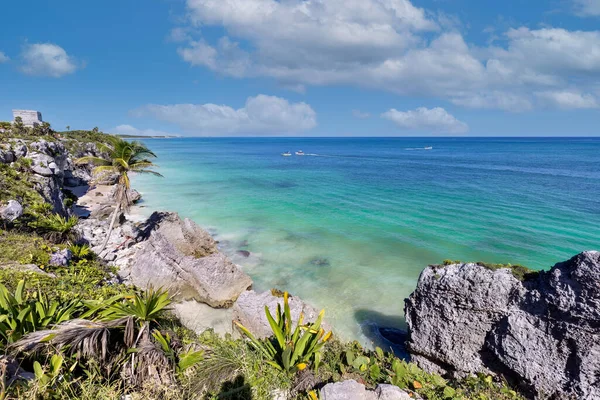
[68, 244, 92, 261]
[0, 280, 83, 348]
[29, 214, 79, 243]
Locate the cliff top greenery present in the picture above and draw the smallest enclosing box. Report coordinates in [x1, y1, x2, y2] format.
[439, 259, 538, 281]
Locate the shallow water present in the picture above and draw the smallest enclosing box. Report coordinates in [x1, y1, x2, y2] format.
[131, 137, 600, 348]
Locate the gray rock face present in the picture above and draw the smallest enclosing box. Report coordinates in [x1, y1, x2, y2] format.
[25, 140, 71, 215]
[233, 290, 328, 339]
[0, 149, 15, 164]
[0, 200, 23, 222]
[319, 380, 410, 400]
[31, 174, 68, 216]
[405, 251, 600, 399]
[137, 212, 217, 258]
[117, 213, 250, 308]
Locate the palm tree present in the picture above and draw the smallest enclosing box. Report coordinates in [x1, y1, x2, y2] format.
[76, 137, 162, 252]
[66, 125, 70, 131]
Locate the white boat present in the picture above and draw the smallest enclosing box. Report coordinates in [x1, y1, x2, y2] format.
[424, 146, 433, 150]
[281, 151, 292, 157]
[295, 150, 305, 156]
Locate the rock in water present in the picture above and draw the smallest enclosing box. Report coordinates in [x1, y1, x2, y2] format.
[405, 251, 600, 399]
[0, 200, 23, 222]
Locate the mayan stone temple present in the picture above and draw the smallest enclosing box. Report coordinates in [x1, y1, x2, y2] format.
[12, 109, 43, 127]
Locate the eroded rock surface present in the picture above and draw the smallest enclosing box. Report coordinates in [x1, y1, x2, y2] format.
[405, 251, 600, 399]
[319, 380, 411, 400]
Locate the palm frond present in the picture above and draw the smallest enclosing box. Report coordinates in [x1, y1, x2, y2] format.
[75, 156, 111, 166]
[133, 169, 164, 177]
[10, 318, 129, 360]
[92, 165, 118, 175]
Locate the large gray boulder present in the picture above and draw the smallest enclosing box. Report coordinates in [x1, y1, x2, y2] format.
[0, 149, 15, 164]
[123, 213, 251, 308]
[137, 212, 217, 258]
[0, 200, 23, 222]
[405, 251, 600, 399]
[320, 380, 410, 400]
[232, 290, 328, 339]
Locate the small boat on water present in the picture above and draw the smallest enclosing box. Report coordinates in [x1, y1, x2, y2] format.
[281, 151, 292, 157]
[295, 150, 305, 156]
[424, 146, 433, 150]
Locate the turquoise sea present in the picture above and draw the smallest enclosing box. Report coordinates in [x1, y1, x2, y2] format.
[132, 137, 600, 347]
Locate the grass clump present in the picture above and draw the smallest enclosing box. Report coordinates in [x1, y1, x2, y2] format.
[474, 262, 538, 281]
[438, 259, 538, 281]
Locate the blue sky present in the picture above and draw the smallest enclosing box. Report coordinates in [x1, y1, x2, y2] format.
[0, 0, 599, 136]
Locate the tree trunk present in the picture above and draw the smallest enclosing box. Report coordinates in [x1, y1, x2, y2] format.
[99, 202, 121, 253]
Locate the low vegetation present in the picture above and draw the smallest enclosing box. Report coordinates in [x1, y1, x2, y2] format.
[440, 259, 538, 281]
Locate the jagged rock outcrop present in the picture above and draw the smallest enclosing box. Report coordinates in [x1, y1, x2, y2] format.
[0, 200, 23, 222]
[319, 380, 411, 400]
[136, 212, 217, 257]
[233, 290, 328, 338]
[127, 233, 251, 308]
[405, 251, 600, 400]
[25, 140, 70, 215]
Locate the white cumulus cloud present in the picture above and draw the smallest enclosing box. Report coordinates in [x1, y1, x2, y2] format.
[172, 0, 600, 112]
[0, 52, 9, 63]
[20, 43, 80, 77]
[111, 125, 176, 137]
[132, 95, 317, 135]
[573, 0, 600, 16]
[382, 107, 468, 134]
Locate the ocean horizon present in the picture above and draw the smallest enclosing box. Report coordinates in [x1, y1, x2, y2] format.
[131, 136, 600, 347]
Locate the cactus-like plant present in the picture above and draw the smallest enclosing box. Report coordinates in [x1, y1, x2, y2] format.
[235, 292, 332, 374]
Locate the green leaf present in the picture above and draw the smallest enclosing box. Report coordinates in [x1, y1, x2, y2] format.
[443, 386, 456, 398]
[265, 305, 286, 349]
[369, 363, 381, 380]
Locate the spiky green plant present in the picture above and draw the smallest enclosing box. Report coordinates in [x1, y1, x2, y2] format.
[12, 288, 174, 388]
[76, 137, 162, 252]
[0, 281, 83, 348]
[235, 292, 332, 374]
[30, 214, 79, 243]
[68, 244, 91, 261]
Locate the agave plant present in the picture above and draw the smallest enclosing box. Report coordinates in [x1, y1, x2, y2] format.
[68, 243, 91, 261]
[0, 281, 83, 348]
[30, 214, 79, 243]
[235, 292, 332, 374]
[11, 288, 177, 388]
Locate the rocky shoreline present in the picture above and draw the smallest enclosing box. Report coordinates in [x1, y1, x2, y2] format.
[2, 135, 599, 399]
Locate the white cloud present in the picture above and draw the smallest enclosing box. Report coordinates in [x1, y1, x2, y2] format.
[111, 124, 176, 137]
[0, 52, 9, 63]
[535, 91, 599, 109]
[173, 0, 600, 112]
[352, 110, 371, 119]
[132, 94, 317, 135]
[20, 43, 79, 77]
[573, 0, 600, 16]
[382, 107, 468, 134]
